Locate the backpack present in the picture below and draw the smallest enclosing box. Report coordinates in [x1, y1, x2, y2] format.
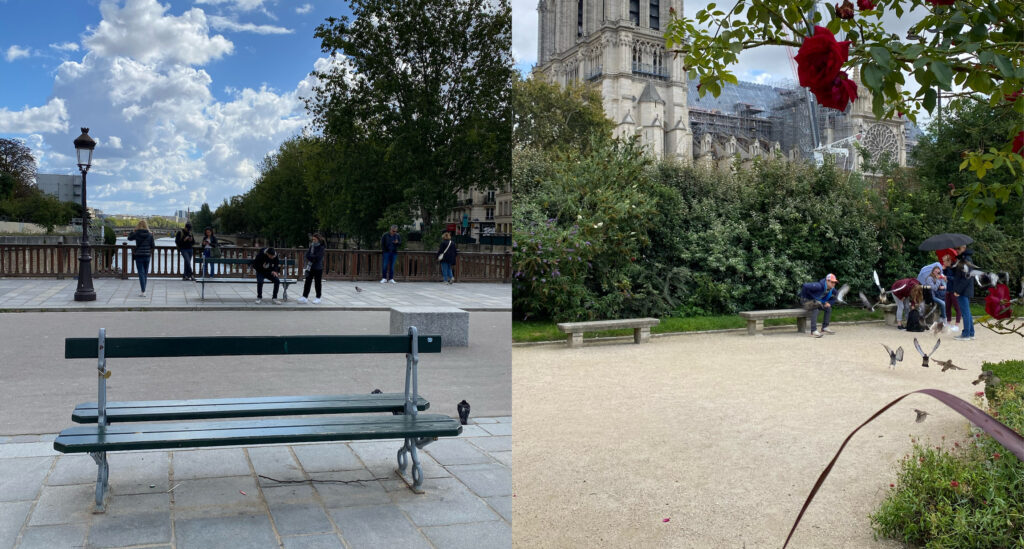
[906, 308, 925, 332]
[174, 230, 184, 248]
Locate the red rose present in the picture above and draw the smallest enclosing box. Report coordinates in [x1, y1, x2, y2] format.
[836, 0, 854, 19]
[950, 480, 959, 488]
[794, 26, 851, 91]
[857, 0, 874, 9]
[1014, 131, 1024, 155]
[811, 70, 858, 110]
[1008, 89, 1022, 102]
[926, 0, 955, 5]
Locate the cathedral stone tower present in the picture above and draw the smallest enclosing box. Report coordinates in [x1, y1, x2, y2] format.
[535, 0, 691, 160]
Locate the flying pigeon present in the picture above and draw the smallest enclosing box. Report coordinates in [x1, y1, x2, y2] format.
[913, 338, 940, 368]
[914, 409, 929, 423]
[355, 286, 363, 293]
[873, 270, 889, 304]
[835, 284, 851, 304]
[457, 400, 471, 425]
[882, 344, 904, 368]
[859, 291, 877, 311]
[932, 358, 965, 372]
[972, 370, 1001, 386]
[929, 321, 944, 335]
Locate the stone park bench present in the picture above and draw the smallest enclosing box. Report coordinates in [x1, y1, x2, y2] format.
[54, 327, 462, 512]
[738, 308, 815, 335]
[194, 257, 298, 300]
[556, 318, 660, 348]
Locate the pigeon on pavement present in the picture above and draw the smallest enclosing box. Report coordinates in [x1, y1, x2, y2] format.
[913, 338, 940, 368]
[914, 409, 929, 423]
[457, 400, 471, 425]
[355, 286, 363, 293]
[882, 344, 904, 368]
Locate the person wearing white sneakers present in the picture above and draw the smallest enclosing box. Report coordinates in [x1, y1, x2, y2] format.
[298, 233, 326, 304]
[799, 273, 840, 337]
[252, 247, 282, 305]
[380, 225, 401, 284]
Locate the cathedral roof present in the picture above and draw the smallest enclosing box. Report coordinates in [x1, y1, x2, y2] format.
[687, 77, 787, 117]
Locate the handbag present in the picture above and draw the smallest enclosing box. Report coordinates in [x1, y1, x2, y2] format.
[438, 241, 451, 262]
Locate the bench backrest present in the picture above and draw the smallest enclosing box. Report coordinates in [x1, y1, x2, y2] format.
[66, 334, 442, 359]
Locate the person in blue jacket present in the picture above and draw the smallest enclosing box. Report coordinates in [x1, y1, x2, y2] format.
[799, 273, 839, 337]
[380, 225, 400, 284]
[298, 233, 326, 304]
[948, 248, 976, 341]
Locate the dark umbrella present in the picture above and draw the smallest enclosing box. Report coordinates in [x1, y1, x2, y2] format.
[918, 233, 973, 251]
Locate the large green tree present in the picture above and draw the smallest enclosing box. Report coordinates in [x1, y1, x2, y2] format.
[512, 78, 614, 155]
[0, 138, 37, 195]
[307, 0, 514, 234]
[666, 0, 1024, 224]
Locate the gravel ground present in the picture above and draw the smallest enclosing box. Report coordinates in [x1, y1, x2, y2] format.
[512, 321, 1021, 548]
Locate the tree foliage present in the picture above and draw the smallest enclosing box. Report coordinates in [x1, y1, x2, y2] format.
[0, 138, 37, 194]
[192, 203, 215, 233]
[512, 78, 614, 154]
[666, 0, 1024, 225]
[307, 0, 513, 234]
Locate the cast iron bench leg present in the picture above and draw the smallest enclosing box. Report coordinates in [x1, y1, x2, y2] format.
[89, 451, 109, 513]
[397, 438, 425, 493]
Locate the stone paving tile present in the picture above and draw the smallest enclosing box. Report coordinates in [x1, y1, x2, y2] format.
[469, 417, 498, 424]
[466, 435, 511, 453]
[455, 424, 490, 437]
[28, 484, 96, 526]
[0, 442, 59, 459]
[108, 451, 171, 491]
[494, 416, 512, 423]
[478, 423, 512, 436]
[175, 513, 279, 549]
[485, 495, 512, 522]
[313, 471, 391, 509]
[490, 451, 511, 467]
[0, 501, 32, 549]
[330, 504, 432, 549]
[46, 454, 96, 486]
[0, 456, 53, 502]
[268, 503, 334, 536]
[172, 448, 250, 480]
[104, 491, 171, 516]
[421, 438, 491, 466]
[248, 446, 305, 485]
[447, 463, 512, 498]
[15, 524, 88, 549]
[261, 483, 319, 506]
[291, 442, 363, 473]
[398, 492, 499, 527]
[86, 511, 172, 548]
[171, 476, 262, 517]
[281, 533, 346, 549]
[422, 520, 511, 549]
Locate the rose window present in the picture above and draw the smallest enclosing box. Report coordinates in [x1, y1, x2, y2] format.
[863, 124, 898, 163]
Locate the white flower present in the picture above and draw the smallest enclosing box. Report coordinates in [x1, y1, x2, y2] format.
[593, 222, 603, 228]
[577, 214, 583, 220]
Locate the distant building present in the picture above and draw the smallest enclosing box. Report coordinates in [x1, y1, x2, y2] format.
[173, 210, 190, 222]
[35, 174, 82, 203]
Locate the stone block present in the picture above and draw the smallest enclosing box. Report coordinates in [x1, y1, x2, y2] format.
[390, 306, 469, 347]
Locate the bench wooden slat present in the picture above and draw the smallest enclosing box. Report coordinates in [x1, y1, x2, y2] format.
[72, 394, 430, 423]
[54, 414, 462, 453]
[65, 335, 443, 359]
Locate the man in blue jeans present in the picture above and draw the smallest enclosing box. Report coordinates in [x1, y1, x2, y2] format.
[380, 225, 400, 284]
[948, 250, 976, 340]
[799, 273, 839, 338]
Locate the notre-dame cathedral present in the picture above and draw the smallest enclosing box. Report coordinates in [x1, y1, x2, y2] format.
[533, 0, 915, 170]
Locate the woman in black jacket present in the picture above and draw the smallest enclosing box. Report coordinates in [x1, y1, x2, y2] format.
[127, 220, 156, 297]
[299, 233, 326, 304]
[437, 231, 457, 284]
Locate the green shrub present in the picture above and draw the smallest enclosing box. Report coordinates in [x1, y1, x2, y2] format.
[871, 384, 1024, 548]
[983, 359, 1024, 403]
[103, 225, 116, 246]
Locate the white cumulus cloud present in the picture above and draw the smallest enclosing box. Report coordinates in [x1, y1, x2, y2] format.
[194, 0, 269, 12]
[84, 0, 233, 66]
[49, 42, 80, 52]
[5, 45, 31, 62]
[0, 98, 68, 133]
[296, 3, 313, 14]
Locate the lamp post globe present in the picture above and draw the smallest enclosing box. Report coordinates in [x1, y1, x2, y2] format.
[73, 127, 97, 302]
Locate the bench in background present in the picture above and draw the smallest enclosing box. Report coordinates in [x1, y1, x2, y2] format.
[555, 318, 660, 348]
[194, 257, 297, 300]
[738, 308, 814, 335]
[55, 327, 461, 512]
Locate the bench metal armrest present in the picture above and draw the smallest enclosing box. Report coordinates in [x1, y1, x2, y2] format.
[404, 326, 419, 418]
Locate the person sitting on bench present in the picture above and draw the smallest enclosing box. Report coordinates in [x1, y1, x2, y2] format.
[799, 273, 839, 338]
[253, 247, 282, 305]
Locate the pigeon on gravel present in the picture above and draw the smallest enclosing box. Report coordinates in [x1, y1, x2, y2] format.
[914, 409, 930, 423]
[932, 358, 966, 372]
[355, 286, 363, 293]
[882, 344, 904, 368]
[913, 338, 940, 368]
[457, 400, 471, 425]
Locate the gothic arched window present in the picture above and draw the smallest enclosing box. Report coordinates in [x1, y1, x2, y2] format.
[577, 0, 583, 37]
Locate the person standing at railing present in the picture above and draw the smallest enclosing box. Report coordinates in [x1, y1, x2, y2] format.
[175, 222, 196, 281]
[380, 225, 400, 284]
[201, 227, 218, 278]
[127, 220, 155, 297]
[437, 231, 457, 285]
[298, 233, 326, 304]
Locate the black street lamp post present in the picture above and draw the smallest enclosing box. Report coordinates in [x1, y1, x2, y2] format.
[73, 128, 97, 302]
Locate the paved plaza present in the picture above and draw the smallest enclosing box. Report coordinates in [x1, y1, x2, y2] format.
[0, 277, 511, 548]
[0, 278, 510, 311]
[0, 417, 511, 549]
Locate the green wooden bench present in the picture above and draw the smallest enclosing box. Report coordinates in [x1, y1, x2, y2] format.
[194, 257, 298, 300]
[54, 327, 461, 512]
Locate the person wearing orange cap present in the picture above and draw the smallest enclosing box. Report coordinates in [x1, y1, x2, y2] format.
[799, 273, 839, 337]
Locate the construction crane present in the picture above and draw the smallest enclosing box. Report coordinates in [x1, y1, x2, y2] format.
[812, 133, 863, 169]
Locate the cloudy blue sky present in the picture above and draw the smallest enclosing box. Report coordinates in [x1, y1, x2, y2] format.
[0, 0, 346, 216]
